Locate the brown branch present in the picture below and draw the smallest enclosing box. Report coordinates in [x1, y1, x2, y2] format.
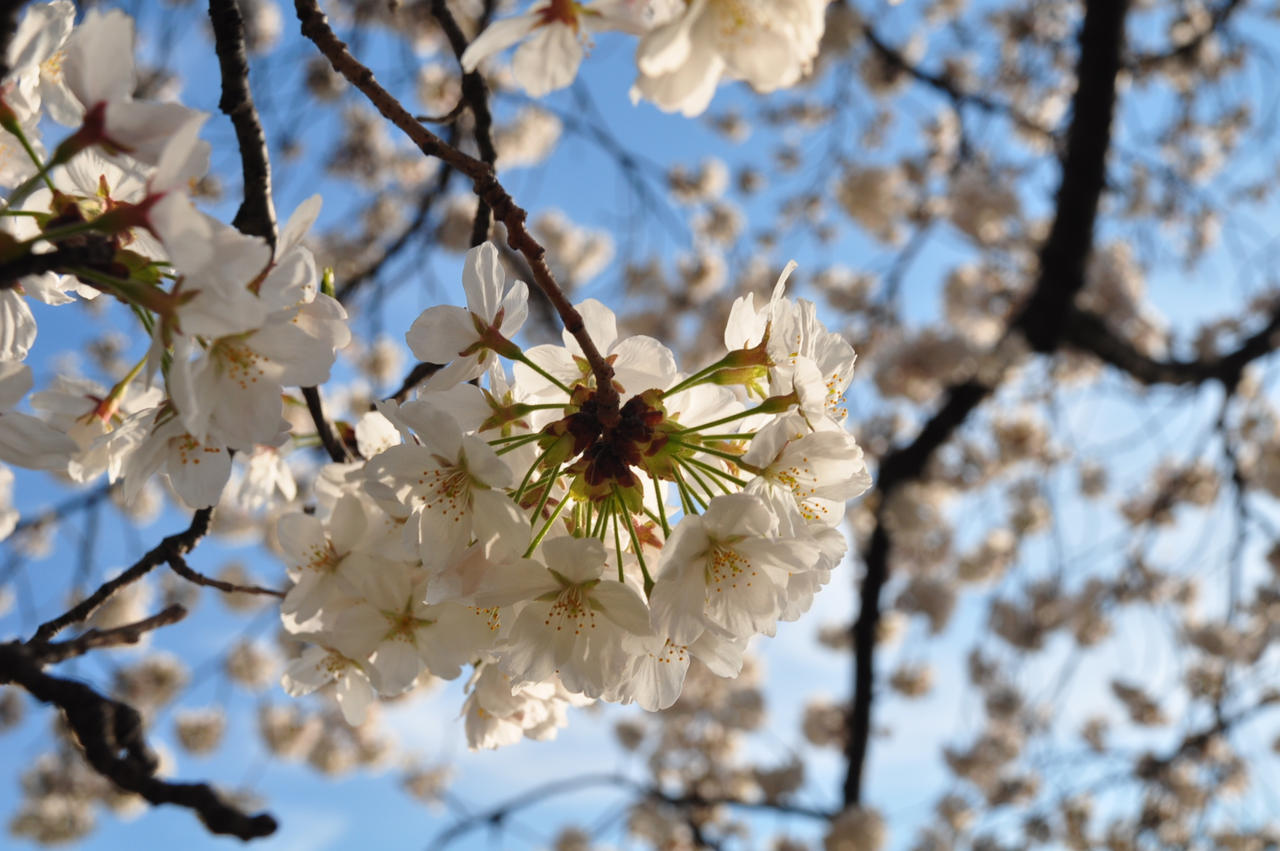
[31, 507, 213, 644]
[0, 639, 276, 839]
[843, 0, 1131, 807]
[294, 0, 619, 421]
[430, 0, 498, 247]
[386, 361, 443, 403]
[1061, 303, 1280, 391]
[209, 0, 278, 247]
[37, 604, 189, 664]
[0, 237, 116, 290]
[166, 553, 285, 598]
[301, 384, 350, 462]
[213, 0, 347, 462]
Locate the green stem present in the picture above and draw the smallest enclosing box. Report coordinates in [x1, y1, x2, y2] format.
[526, 460, 562, 526]
[592, 496, 613, 539]
[685, 455, 748, 489]
[488, 431, 543, 445]
[663, 355, 739, 398]
[23, 218, 109, 246]
[1, 123, 59, 210]
[524, 494, 569, 557]
[668, 437, 762, 474]
[612, 484, 652, 595]
[512, 443, 555, 502]
[611, 502, 625, 583]
[671, 466, 704, 513]
[512, 351, 573, 395]
[679, 458, 721, 502]
[495, 433, 543, 457]
[653, 475, 671, 537]
[676, 406, 765, 434]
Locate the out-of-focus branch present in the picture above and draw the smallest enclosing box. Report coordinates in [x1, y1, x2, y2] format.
[38, 604, 188, 664]
[431, 0, 498, 247]
[1061, 303, 1280, 391]
[302, 384, 350, 462]
[209, 0, 278, 247]
[31, 507, 213, 644]
[844, 0, 1130, 807]
[212, 0, 346, 462]
[10, 482, 116, 537]
[0, 635, 277, 840]
[1126, 0, 1244, 72]
[386, 361, 443, 403]
[294, 0, 620, 420]
[428, 772, 831, 850]
[167, 553, 285, 598]
[0, 1, 21, 80]
[7, 503, 278, 838]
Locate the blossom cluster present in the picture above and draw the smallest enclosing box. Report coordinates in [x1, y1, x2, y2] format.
[0, 1, 869, 753]
[280, 243, 870, 745]
[463, 0, 831, 115]
[0, 2, 348, 523]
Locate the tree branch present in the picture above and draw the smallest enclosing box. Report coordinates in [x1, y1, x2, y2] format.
[294, 0, 620, 420]
[302, 384, 350, 462]
[843, 0, 1130, 807]
[209, 0, 278, 247]
[0, 638, 276, 839]
[31, 507, 213, 644]
[0, 238, 116, 289]
[1061, 302, 1280, 391]
[37, 604, 189, 664]
[386, 360, 443, 403]
[166, 553, 285, 598]
[213, 0, 346, 462]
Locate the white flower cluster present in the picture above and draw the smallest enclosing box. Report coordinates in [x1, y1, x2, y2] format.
[280, 244, 870, 745]
[1, 2, 869, 754]
[0, 3, 349, 523]
[463, 0, 832, 115]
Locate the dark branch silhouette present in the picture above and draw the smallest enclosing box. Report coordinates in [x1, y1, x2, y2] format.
[843, 0, 1131, 806]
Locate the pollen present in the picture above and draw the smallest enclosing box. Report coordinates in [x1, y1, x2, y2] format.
[415, 464, 471, 524]
[706, 544, 756, 593]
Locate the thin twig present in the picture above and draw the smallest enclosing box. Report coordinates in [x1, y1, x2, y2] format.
[37, 604, 189, 664]
[31, 507, 213, 644]
[167, 553, 285, 598]
[428, 772, 830, 850]
[334, 126, 461, 304]
[11, 482, 116, 537]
